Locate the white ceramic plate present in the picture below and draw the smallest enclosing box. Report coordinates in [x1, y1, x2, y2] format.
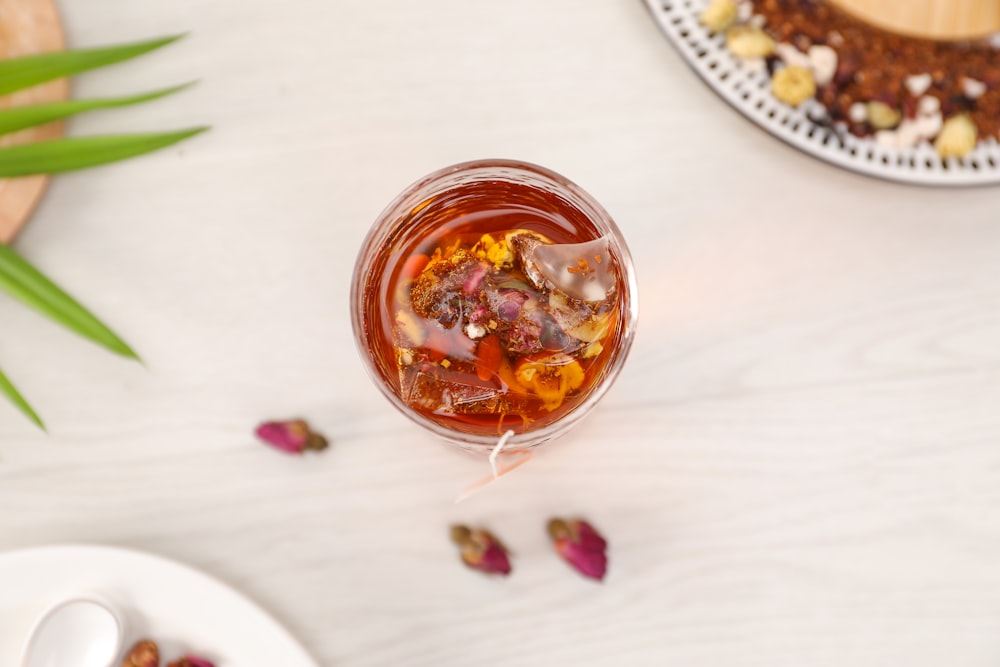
[0, 545, 319, 667]
[643, 0, 1000, 186]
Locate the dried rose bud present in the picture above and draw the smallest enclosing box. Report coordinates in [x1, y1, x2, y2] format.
[462, 264, 489, 295]
[450, 525, 512, 576]
[548, 518, 608, 581]
[122, 640, 159, 667]
[166, 658, 215, 667]
[255, 419, 329, 455]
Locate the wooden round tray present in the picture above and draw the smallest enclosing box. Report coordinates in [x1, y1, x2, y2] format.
[0, 0, 67, 244]
[829, 0, 1000, 40]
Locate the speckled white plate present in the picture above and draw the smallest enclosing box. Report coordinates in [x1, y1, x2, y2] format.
[643, 0, 1000, 186]
[0, 545, 319, 667]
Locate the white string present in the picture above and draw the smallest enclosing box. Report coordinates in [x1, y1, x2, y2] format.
[489, 430, 516, 479]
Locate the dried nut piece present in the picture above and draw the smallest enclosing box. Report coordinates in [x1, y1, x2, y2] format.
[807, 44, 837, 86]
[699, 0, 738, 33]
[867, 102, 902, 130]
[893, 120, 922, 150]
[935, 114, 978, 159]
[775, 42, 810, 69]
[725, 26, 775, 59]
[771, 66, 815, 107]
[122, 640, 159, 667]
[848, 102, 868, 123]
[918, 95, 940, 116]
[905, 73, 932, 97]
[962, 77, 987, 100]
[914, 112, 942, 139]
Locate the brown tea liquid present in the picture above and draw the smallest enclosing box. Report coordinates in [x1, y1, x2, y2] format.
[362, 178, 627, 438]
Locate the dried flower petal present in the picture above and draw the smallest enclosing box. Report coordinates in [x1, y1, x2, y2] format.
[450, 524, 512, 576]
[725, 26, 775, 60]
[515, 355, 585, 412]
[548, 518, 608, 581]
[166, 658, 215, 667]
[771, 66, 816, 107]
[699, 0, 738, 33]
[255, 419, 329, 455]
[121, 640, 159, 667]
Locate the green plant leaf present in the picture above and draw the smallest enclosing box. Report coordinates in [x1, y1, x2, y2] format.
[0, 243, 138, 359]
[0, 83, 195, 137]
[0, 34, 183, 97]
[0, 127, 208, 177]
[0, 364, 44, 429]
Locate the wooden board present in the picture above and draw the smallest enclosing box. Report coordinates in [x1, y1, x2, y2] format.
[829, 0, 1000, 40]
[0, 0, 67, 244]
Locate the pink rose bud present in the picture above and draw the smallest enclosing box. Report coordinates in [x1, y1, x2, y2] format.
[255, 419, 329, 455]
[166, 658, 215, 667]
[548, 518, 608, 581]
[450, 525, 512, 576]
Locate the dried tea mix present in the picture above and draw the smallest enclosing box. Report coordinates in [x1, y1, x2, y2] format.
[702, 0, 1000, 158]
[400, 229, 614, 407]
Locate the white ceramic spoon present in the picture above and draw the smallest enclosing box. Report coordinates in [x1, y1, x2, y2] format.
[21, 597, 123, 667]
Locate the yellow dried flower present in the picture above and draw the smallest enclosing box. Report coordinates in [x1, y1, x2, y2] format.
[935, 114, 977, 159]
[515, 355, 585, 412]
[771, 66, 816, 107]
[566, 313, 611, 343]
[700, 0, 738, 33]
[726, 26, 775, 59]
[475, 233, 515, 269]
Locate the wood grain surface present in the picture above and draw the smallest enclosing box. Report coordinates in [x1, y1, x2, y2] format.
[830, 0, 1000, 39]
[0, 2, 998, 666]
[0, 0, 67, 244]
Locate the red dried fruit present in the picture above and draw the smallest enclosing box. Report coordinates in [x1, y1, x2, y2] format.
[401, 253, 430, 281]
[474, 334, 503, 381]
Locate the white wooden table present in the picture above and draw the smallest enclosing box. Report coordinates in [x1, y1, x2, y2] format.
[2, 1, 999, 665]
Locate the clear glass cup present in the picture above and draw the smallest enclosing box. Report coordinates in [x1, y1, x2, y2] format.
[351, 159, 638, 453]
